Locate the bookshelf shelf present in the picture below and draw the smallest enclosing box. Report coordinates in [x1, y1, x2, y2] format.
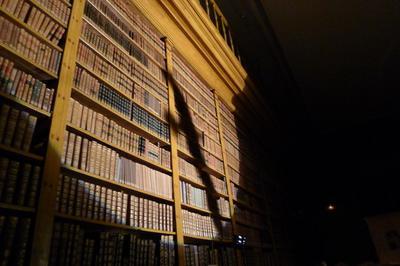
[82, 16, 167, 89]
[233, 199, 266, 216]
[174, 77, 217, 119]
[66, 123, 172, 174]
[60, 0, 72, 7]
[75, 57, 168, 124]
[181, 203, 231, 220]
[0, 7, 63, 53]
[55, 213, 176, 235]
[83, 2, 166, 72]
[71, 88, 170, 147]
[230, 179, 263, 199]
[183, 234, 232, 244]
[28, 0, 69, 28]
[0, 0, 273, 264]
[177, 148, 225, 178]
[61, 164, 174, 203]
[0, 203, 35, 213]
[0, 143, 44, 161]
[0, 43, 58, 80]
[179, 175, 229, 199]
[0, 91, 52, 118]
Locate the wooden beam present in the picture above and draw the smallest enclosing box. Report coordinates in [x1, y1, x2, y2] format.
[30, 0, 85, 265]
[164, 38, 186, 266]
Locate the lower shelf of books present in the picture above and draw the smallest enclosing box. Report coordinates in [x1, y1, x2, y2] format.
[49, 220, 176, 266]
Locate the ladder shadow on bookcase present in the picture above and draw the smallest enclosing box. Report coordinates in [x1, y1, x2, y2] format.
[169, 75, 224, 237]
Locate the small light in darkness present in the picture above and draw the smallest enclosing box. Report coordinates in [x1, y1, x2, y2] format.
[327, 203, 336, 212]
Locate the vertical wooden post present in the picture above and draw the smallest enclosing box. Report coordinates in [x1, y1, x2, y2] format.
[164, 38, 186, 266]
[30, 0, 85, 265]
[213, 92, 243, 265]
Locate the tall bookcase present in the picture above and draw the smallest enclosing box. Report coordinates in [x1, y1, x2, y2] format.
[0, 0, 275, 265]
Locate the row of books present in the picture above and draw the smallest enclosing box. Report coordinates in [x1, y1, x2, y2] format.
[0, 16, 62, 74]
[182, 209, 232, 240]
[218, 98, 235, 124]
[184, 244, 236, 266]
[175, 84, 217, 132]
[106, 0, 166, 54]
[130, 195, 173, 232]
[180, 181, 230, 217]
[68, 98, 171, 168]
[178, 131, 222, 160]
[178, 140, 224, 174]
[73, 65, 170, 141]
[176, 108, 219, 143]
[77, 42, 134, 98]
[0, 104, 37, 152]
[226, 152, 260, 187]
[32, 0, 70, 25]
[0, 215, 31, 266]
[84, 1, 166, 85]
[172, 55, 215, 114]
[175, 82, 217, 127]
[89, 0, 166, 67]
[134, 83, 167, 121]
[231, 182, 262, 210]
[0, 57, 55, 111]
[1, 0, 67, 46]
[235, 204, 263, 227]
[0, 156, 40, 207]
[50, 222, 175, 266]
[62, 131, 173, 199]
[118, 156, 172, 199]
[179, 158, 227, 195]
[80, 20, 168, 104]
[82, 6, 166, 86]
[56, 175, 129, 225]
[228, 166, 260, 195]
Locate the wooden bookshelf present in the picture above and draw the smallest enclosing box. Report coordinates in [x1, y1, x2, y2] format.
[0, 0, 273, 264]
[61, 164, 174, 203]
[55, 212, 176, 235]
[0, 203, 36, 213]
[0, 91, 52, 117]
[0, 43, 58, 80]
[0, 143, 44, 161]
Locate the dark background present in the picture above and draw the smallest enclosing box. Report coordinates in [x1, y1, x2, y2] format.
[217, 0, 400, 264]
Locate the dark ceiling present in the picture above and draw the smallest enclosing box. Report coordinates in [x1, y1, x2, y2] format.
[216, 0, 400, 264]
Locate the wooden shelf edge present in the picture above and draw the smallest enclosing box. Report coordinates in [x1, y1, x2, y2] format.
[28, 0, 69, 27]
[0, 143, 44, 161]
[75, 57, 168, 125]
[82, 16, 167, 88]
[61, 164, 174, 203]
[183, 234, 232, 243]
[0, 91, 52, 117]
[0, 43, 58, 80]
[66, 123, 172, 175]
[179, 175, 229, 199]
[0, 7, 63, 52]
[233, 199, 266, 216]
[230, 179, 263, 199]
[55, 213, 176, 235]
[177, 148, 225, 178]
[71, 88, 170, 147]
[0, 202, 35, 213]
[181, 203, 230, 220]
